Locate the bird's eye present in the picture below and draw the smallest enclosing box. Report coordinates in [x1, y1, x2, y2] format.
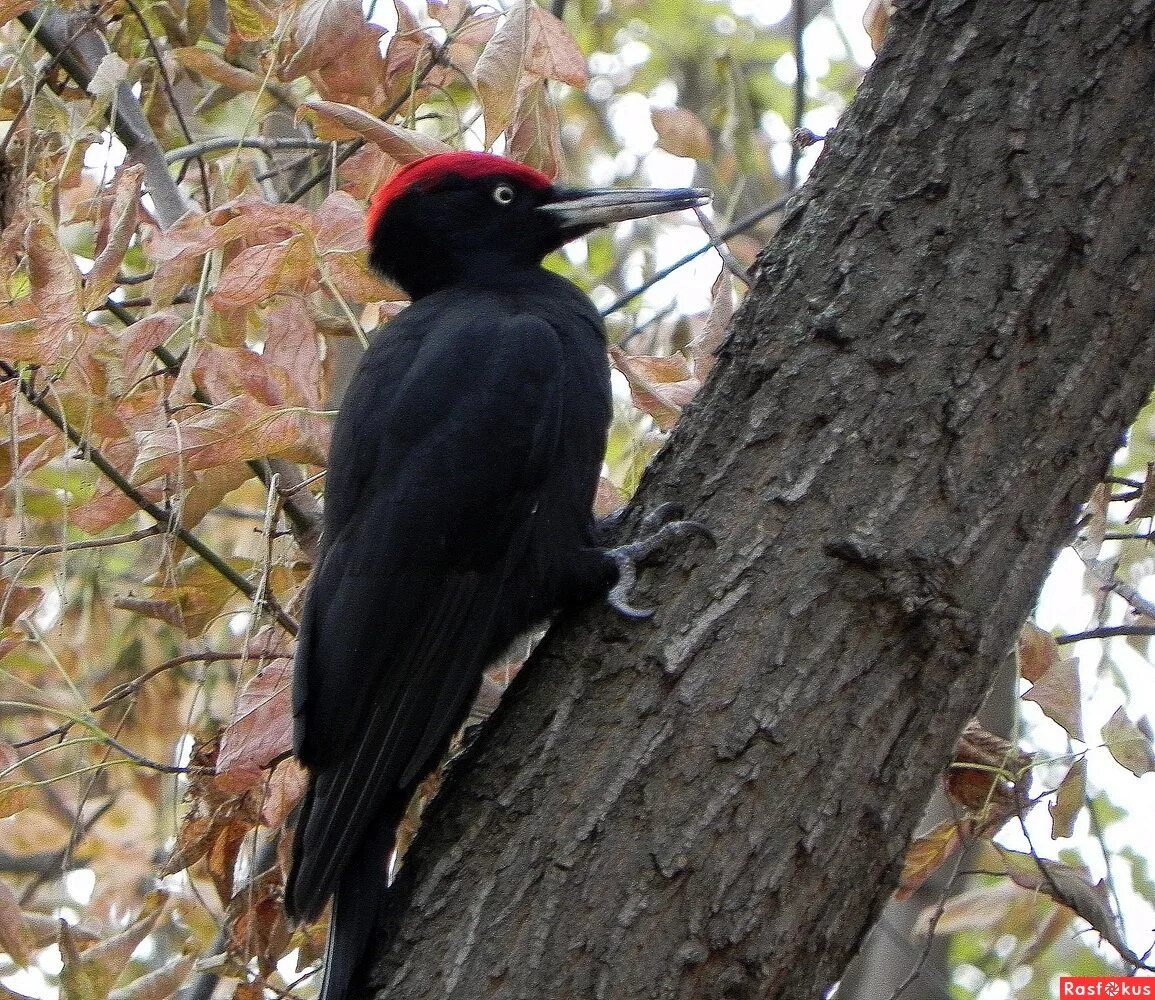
[493, 183, 515, 205]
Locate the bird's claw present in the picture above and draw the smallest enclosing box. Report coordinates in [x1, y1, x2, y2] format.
[605, 508, 715, 620]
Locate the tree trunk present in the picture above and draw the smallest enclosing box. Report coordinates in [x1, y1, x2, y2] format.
[367, 1, 1155, 996]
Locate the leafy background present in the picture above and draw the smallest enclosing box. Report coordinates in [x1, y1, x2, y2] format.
[0, 1, 1151, 997]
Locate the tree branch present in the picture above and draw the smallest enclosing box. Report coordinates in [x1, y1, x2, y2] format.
[18, 7, 194, 226]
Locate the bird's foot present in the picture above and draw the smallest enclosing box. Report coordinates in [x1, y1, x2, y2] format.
[605, 503, 715, 620]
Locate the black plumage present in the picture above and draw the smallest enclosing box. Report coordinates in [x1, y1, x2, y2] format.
[285, 152, 708, 1000]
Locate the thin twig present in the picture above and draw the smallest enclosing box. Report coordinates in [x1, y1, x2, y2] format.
[789, 0, 806, 190]
[1077, 549, 1155, 620]
[0, 525, 160, 560]
[166, 136, 334, 164]
[1056, 624, 1155, 645]
[693, 207, 750, 287]
[121, 0, 211, 208]
[602, 193, 788, 318]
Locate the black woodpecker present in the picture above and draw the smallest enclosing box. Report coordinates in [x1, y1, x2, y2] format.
[286, 150, 711, 1000]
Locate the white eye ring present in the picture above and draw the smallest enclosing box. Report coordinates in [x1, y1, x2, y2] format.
[493, 183, 515, 205]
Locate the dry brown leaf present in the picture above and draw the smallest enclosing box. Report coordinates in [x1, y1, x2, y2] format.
[944, 720, 1030, 826]
[610, 346, 701, 431]
[428, 0, 469, 30]
[474, 0, 586, 148]
[993, 847, 1141, 965]
[260, 757, 308, 827]
[172, 46, 263, 93]
[0, 878, 30, 967]
[896, 819, 965, 900]
[0, 216, 84, 365]
[595, 476, 626, 518]
[1076, 483, 1108, 560]
[324, 249, 403, 304]
[0, 741, 31, 819]
[651, 107, 713, 160]
[261, 297, 326, 410]
[690, 267, 734, 378]
[0, 0, 35, 31]
[107, 953, 196, 1000]
[60, 891, 168, 1000]
[1022, 653, 1084, 741]
[280, 0, 387, 98]
[1102, 705, 1155, 776]
[336, 144, 397, 200]
[1016, 621, 1059, 683]
[84, 164, 144, 310]
[225, 869, 291, 975]
[314, 191, 368, 254]
[383, 0, 444, 105]
[520, 2, 587, 87]
[1049, 756, 1086, 838]
[211, 235, 317, 311]
[300, 101, 452, 161]
[1126, 461, 1155, 522]
[119, 311, 185, 383]
[506, 79, 562, 178]
[862, 0, 894, 53]
[217, 658, 293, 782]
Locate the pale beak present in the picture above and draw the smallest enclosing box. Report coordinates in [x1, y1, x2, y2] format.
[537, 186, 712, 232]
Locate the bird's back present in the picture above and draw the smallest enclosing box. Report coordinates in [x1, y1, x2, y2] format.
[288, 272, 613, 926]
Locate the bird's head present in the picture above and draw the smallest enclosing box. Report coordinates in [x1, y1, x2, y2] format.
[366, 151, 711, 300]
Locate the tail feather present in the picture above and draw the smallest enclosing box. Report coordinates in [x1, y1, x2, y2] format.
[313, 821, 395, 1000]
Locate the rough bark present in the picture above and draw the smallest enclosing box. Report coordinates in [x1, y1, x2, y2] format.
[368, 1, 1155, 997]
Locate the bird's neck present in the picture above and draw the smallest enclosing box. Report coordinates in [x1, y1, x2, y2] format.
[407, 257, 556, 301]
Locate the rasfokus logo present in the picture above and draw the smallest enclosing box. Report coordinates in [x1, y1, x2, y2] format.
[1059, 978, 1154, 997]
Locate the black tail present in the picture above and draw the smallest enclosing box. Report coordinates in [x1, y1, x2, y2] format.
[314, 818, 396, 1000]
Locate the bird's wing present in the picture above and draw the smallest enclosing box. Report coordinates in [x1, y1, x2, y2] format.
[288, 309, 564, 919]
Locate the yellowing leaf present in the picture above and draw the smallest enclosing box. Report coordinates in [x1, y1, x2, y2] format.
[651, 107, 713, 160]
[228, 0, 277, 41]
[1102, 705, 1155, 776]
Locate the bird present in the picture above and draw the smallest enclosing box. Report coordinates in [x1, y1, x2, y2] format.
[285, 150, 711, 1000]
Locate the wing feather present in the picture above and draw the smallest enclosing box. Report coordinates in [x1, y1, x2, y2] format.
[287, 306, 564, 920]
